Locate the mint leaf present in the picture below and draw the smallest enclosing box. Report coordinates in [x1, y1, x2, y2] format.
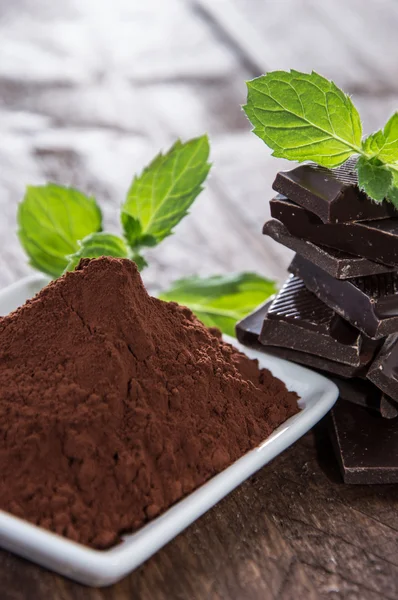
[359, 114, 398, 204]
[362, 130, 386, 156]
[122, 213, 157, 250]
[121, 136, 211, 251]
[159, 273, 276, 336]
[362, 113, 398, 164]
[387, 171, 398, 208]
[65, 232, 130, 272]
[18, 184, 102, 277]
[243, 69, 398, 205]
[357, 157, 393, 202]
[388, 187, 398, 208]
[244, 70, 362, 167]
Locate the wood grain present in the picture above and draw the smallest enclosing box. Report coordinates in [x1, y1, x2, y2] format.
[1, 0, 398, 598]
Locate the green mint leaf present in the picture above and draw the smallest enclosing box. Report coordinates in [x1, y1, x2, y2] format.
[121, 135, 211, 250]
[362, 130, 385, 156]
[159, 273, 277, 336]
[360, 114, 398, 204]
[357, 157, 393, 202]
[122, 213, 157, 249]
[243, 70, 362, 167]
[130, 253, 148, 271]
[18, 184, 102, 278]
[387, 171, 398, 208]
[362, 113, 398, 164]
[64, 232, 130, 272]
[388, 186, 398, 208]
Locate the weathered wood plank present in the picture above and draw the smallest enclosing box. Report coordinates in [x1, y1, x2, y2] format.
[0, 0, 395, 290]
[0, 0, 251, 290]
[196, 0, 398, 94]
[298, 562, 383, 600]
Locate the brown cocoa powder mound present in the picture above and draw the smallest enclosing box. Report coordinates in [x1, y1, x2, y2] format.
[0, 257, 299, 549]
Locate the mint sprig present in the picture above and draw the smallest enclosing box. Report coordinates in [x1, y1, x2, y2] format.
[17, 137, 210, 279]
[244, 70, 362, 168]
[17, 136, 275, 335]
[244, 69, 398, 205]
[17, 184, 102, 277]
[121, 136, 210, 252]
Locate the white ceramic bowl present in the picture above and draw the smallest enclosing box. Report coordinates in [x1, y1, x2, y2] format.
[0, 275, 338, 586]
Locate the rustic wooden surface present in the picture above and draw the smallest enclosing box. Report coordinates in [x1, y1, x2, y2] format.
[1, 1, 398, 598]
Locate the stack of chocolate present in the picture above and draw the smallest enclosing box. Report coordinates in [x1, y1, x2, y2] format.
[236, 158, 398, 484]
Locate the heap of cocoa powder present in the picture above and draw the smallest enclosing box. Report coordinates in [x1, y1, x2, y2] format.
[0, 257, 298, 549]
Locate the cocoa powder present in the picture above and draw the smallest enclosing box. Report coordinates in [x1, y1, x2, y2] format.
[0, 257, 298, 549]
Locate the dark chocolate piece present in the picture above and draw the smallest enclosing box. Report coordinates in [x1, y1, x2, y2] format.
[367, 334, 398, 402]
[289, 254, 398, 339]
[236, 301, 369, 378]
[269, 195, 398, 267]
[236, 303, 397, 416]
[273, 158, 398, 223]
[329, 376, 377, 406]
[328, 376, 398, 419]
[263, 219, 393, 279]
[236, 300, 398, 419]
[260, 275, 380, 367]
[380, 396, 398, 419]
[235, 300, 270, 349]
[329, 400, 398, 484]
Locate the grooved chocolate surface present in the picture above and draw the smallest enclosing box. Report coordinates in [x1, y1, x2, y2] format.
[289, 254, 398, 339]
[269, 195, 398, 266]
[263, 219, 394, 279]
[267, 276, 337, 335]
[236, 303, 397, 416]
[236, 301, 370, 378]
[260, 275, 380, 367]
[354, 272, 398, 298]
[329, 400, 398, 484]
[272, 158, 398, 223]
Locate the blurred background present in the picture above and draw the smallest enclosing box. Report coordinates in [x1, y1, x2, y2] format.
[0, 0, 397, 292]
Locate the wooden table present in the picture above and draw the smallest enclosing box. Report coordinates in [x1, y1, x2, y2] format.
[1, 1, 398, 597]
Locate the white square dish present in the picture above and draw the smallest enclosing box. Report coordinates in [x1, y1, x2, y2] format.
[0, 275, 338, 587]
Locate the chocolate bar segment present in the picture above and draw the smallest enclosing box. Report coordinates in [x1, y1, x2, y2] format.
[236, 303, 396, 415]
[235, 300, 269, 349]
[328, 376, 398, 419]
[367, 334, 398, 402]
[273, 158, 398, 223]
[263, 219, 393, 279]
[289, 254, 398, 339]
[269, 195, 398, 267]
[380, 396, 398, 419]
[236, 301, 370, 378]
[329, 400, 398, 484]
[260, 275, 380, 367]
